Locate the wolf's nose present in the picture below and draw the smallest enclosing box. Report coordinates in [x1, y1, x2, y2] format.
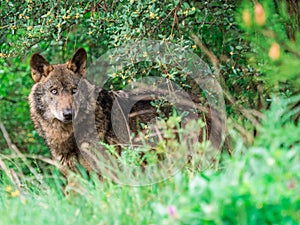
[63, 108, 73, 120]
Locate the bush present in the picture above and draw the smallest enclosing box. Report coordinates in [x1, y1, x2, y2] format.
[0, 0, 299, 224]
[0, 97, 299, 225]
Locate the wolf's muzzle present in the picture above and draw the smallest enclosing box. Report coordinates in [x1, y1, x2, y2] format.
[63, 108, 73, 121]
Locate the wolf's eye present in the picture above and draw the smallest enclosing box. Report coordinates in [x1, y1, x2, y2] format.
[72, 88, 77, 94]
[50, 89, 58, 95]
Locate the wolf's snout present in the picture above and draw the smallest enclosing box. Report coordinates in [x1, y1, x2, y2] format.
[63, 108, 73, 121]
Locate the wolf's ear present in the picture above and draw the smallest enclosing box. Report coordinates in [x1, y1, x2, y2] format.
[67, 48, 87, 76]
[30, 53, 53, 83]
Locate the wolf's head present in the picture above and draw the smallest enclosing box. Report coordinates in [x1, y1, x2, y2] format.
[29, 48, 87, 123]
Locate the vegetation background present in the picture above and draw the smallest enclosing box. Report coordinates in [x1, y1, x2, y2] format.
[0, 0, 299, 224]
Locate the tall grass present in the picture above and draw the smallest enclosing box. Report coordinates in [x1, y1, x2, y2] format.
[0, 96, 299, 225]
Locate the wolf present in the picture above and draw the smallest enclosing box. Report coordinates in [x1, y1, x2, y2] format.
[29, 48, 220, 180]
[29, 48, 171, 177]
[29, 48, 88, 176]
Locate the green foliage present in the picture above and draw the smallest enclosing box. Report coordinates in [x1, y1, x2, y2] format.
[0, 97, 299, 224]
[0, 0, 256, 94]
[237, 0, 300, 93]
[0, 0, 257, 154]
[0, 56, 48, 157]
[0, 0, 299, 223]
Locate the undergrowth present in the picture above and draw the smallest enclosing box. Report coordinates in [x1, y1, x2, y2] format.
[0, 96, 299, 225]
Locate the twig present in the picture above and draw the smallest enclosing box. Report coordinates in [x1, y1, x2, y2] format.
[279, 40, 300, 59]
[0, 157, 14, 184]
[191, 34, 263, 128]
[0, 157, 27, 201]
[0, 122, 17, 151]
[148, 2, 183, 36]
[1, 154, 58, 167]
[9, 168, 28, 204]
[191, 33, 221, 77]
[0, 122, 46, 183]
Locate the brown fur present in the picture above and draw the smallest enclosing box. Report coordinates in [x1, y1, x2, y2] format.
[29, 48, 219, 179]
[29, 48, 164, 176]
[29, 49, 89, 176]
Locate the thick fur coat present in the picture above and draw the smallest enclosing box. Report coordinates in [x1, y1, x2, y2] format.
[29, 48, 219, 178]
